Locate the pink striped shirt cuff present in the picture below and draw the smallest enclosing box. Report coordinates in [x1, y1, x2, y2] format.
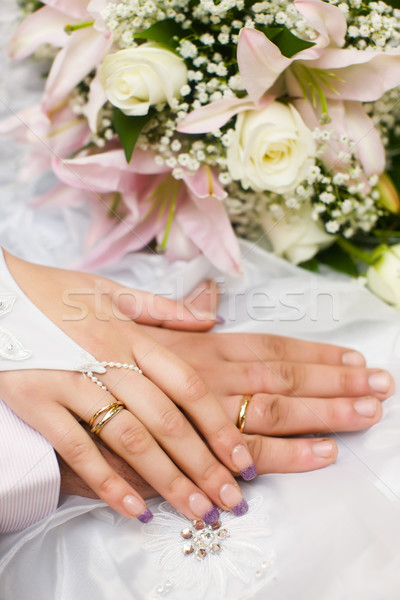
[0, 399, 60, 533]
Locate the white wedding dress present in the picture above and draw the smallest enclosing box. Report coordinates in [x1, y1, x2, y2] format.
[1, 4, 400, 599]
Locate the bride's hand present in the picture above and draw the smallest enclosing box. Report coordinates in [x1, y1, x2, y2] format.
[139, 325, 394, 473]
[0, 252, 256, 523]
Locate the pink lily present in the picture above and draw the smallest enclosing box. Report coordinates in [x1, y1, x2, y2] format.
[51, 149, 241, 274]
[178, 0, 346, 134]
[0, 102, 91, 180]
[10, 0, 112, 115]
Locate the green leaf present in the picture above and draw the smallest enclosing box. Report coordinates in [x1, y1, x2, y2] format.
[256, 25, 315, 58]
[385, 0, 400, 9]
[300, 258, 319, 272]
[133, 19, 184, 49]
[317, 243, 359, 276]
[112, 107, 155, 163]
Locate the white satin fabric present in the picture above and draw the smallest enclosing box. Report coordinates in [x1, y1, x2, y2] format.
[2, 3, 400, 598]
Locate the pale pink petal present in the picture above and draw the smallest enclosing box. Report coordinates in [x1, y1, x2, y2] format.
[177, 95, 273, 134]
[82, 71, 107, 132]
[87, 0, 110, 31]
[295, 97, 385, 176]
[41, 0, 90, 20]
[304, 48, 400, 101]
[237, 28, 292, 100]
[52, 149, 168, 194]
[294, 0, 347, 48]
[160, 219, 200, 262]
[30, 183, 86, 206]
[343, 101, 385, 176]
[9, 7, 71, 59]
[179, 169, 241, 275]
[0, 105, 43, 141]
[42, 28, 112, 114]
[52, 151, 133, 193]
[74, 209, 164, 270]
[183, 165, 227, 201]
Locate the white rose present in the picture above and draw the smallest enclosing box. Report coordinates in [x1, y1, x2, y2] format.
[367, 244, 400, 310]
[99, 43, 187, 116]
[227, 101, 316, 195]
[260, 202, 334, 264]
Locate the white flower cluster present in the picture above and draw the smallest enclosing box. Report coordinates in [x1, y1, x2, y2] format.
[365, 87, 400, 159]
[330, 0, 400, 49]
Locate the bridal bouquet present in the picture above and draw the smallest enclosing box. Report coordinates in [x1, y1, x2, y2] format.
[4, 0, 400, 307]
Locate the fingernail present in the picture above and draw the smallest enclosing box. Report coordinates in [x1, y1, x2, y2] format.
[219, 483, 248, 516]
[123, 495, 153, 522]
[342, 351, 365, 366]
[216, 314, 225, 324]
[368, 371, 392, 393]
[354, 397, 378, 418]
[232, 444, 257, 481]
[189, 492, 219, 524]
[312, 440, 334, 458]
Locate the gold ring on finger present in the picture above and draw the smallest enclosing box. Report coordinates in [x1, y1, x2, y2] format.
[236, 395, 252, 433]
[89, 401, 125, 435]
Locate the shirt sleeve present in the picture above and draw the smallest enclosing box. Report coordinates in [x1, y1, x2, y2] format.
[0, 399, 60, 533]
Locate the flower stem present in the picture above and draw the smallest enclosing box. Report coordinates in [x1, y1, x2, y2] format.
[337, 237, 376, 266]
[65, 21, 94, 33]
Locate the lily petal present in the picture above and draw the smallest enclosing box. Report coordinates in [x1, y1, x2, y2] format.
[304, 48, 400, 101]
[180, 168, 241, 275]
[82, 70, 107, 132]
[343, 101, 385, 176]
[237, 28, 292, 100]
[177, 95, 273, 134]
[42, 28, 112, 114]
[294, 0, 347, 48]
[9, 7, 71, 59]
[41, 0, 90, 20]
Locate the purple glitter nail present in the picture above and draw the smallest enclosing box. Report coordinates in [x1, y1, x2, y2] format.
[203, 505, 220, 525]
[231, 499, 248, 517]
[138, 508, 153, 524]
[240, 464, 257, 481]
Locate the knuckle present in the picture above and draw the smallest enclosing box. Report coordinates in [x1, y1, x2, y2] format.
[243, 362, 264, 391]
[62, 439, 93, 466]
[214, 421, 235, 447]
[98, 473, 120, 496]
[165, 473, 187, 496]
[159, 408, 187, 438]
[263, 335, 287, 361]
[119, 424, 151, 456]
[254, 394, 287, 431]
[278, 362, 302, 394]
[201, 460, 226, 485]
[181, 371, 209, 405]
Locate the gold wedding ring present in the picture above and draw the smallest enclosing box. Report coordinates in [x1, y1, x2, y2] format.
[236, 395, 252, 433]
[89, 401, 125, 435]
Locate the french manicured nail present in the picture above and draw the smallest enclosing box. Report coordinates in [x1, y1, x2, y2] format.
[216, 314, 225, 324]
[368, 371, 392, 393]
[354, 397, 378, 418]
[232, 444, 257, 481]
[123, 495, 153, 522]
[189, 493, 219, 524]
[219, 483, 248, 516]
[342, 351, 365, 366]
[312, 440, 334, 459]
